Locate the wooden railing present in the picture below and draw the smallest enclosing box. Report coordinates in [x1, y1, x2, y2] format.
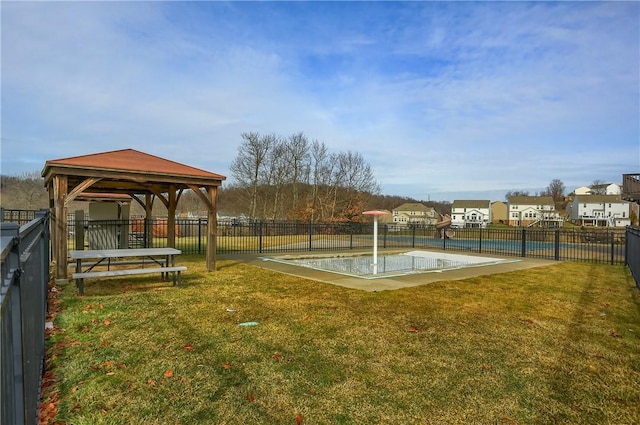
[622, 173, 640, 202]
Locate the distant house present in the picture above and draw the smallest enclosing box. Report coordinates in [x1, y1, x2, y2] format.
[569, 195, 631, 227]
[507, 196, 563, 227]
[573, 186, 592, 195]
[392, 202, 438, 226]
[574, 183, 622, 196]
[451, 200, 491, 228]
[491, 201, 508, 224]
[591, 183, 621, 195]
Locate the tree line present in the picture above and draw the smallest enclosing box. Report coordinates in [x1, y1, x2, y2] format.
[228, 132, 382, 222]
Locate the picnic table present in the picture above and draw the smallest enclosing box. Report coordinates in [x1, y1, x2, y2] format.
[69, 248, 186, 295]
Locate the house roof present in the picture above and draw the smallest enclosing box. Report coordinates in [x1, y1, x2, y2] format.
[42, 148, 225, 181]
[393, 202, 433, 212]
[41, 148, 226, 196]
[507, 196, 554, 205]
[452, 200, 490, 209]
[574, 194, 625, 203]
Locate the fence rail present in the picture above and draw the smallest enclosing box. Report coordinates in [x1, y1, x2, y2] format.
[1, 210, 50, 425]
[64, 218, 629, 266]
[626, 226, 640, 289]
[1, 209, 37, 226]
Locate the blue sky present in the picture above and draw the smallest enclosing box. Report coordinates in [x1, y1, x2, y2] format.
[2, 1, 638, 202]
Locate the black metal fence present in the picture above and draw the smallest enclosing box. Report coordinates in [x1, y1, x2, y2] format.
[1, 209, 37, 226]
[64, 217, 628, 265]
[1, 210, 50, 425]
[626, 226, 640, 289]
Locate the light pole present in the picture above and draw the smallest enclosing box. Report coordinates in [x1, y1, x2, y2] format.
[363, 210, 390, 274]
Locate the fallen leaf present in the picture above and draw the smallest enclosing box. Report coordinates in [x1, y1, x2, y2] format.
[247, 393, 255, 403]
[71, 387, 78, 394]
[103, 319, 111, 326]
[98, 303, 104, 309]
[408, 326, 419, 333]
[164, 369, 173, 378]
[272, 354, 283, 361]
[102, 361, 114, 368]
[481, 364, 491, 370]
[101, 341, 110, 347]
[106, 371, 115, 376]
[295, 413, 303, 424]
[610, 329, 621, 338]
[222, 363, 232, 370]
[147, 379, 156, 386]
[305, 315, 311, 321]
[117, 362, 126, 369]
[183, 344, 194, 351]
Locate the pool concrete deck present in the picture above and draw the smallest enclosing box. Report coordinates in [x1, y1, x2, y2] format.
[220, 249, 558, 292]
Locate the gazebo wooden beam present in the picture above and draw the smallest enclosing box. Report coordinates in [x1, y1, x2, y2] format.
[65, 177, 102, 205]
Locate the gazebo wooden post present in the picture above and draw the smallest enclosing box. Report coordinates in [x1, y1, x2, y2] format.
[167, 185, 176, 248]
[53, 175, 69, 280]
[207, 186, 218, 272]
[145, 194, 153, 248]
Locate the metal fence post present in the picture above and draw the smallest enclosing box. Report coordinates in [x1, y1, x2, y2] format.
[308, 222, 313, 251]
[521, 228, 527, 257]
[259, 221, 263, 254]
[625, 226, 629, 267]
[350, 225, 353, 250]
[412, 225, 416, 248]
[383, 224, 388, 249]
[479, 227, 483, 253]
[610, 231, 615, 265]
[554, 229, 560, 260]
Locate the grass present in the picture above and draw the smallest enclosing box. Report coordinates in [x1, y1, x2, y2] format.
[47, 255, 640, 424]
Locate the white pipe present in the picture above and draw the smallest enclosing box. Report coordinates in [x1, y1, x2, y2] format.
[373, 216, 378, 274]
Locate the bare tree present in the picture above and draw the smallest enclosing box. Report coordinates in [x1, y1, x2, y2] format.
[229, 132, 273, 218]
[0, 172, 48, 210]
[505, 190, 529, 200]
[590, 179, 607, 195]
[309, 140, 330, 221]
[541, 179, 566, 202]
[285, 132, 310, 215]
[265, 137, 288, 219]
[229, 131, 380, 221]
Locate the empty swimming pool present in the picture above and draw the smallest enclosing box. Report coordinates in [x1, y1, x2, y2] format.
[264, 250, 520, 279]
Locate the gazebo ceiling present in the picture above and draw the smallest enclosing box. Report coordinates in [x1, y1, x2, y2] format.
[42, 148, 226, 195]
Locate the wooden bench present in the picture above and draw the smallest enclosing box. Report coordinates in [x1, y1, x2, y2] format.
[73, 266, 187, 292]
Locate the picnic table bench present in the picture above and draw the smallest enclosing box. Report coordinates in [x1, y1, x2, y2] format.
[69, 248, 186, 295]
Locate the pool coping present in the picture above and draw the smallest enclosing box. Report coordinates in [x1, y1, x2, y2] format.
[220, 249, 559, 292]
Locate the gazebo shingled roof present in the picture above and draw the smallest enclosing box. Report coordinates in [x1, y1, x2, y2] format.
[42, 149, 226, 280]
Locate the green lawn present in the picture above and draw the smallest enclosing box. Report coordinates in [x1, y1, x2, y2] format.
[47, 256, 640, 424]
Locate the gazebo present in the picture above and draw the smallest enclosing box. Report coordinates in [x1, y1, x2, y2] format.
[42, 149, 226, 280]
